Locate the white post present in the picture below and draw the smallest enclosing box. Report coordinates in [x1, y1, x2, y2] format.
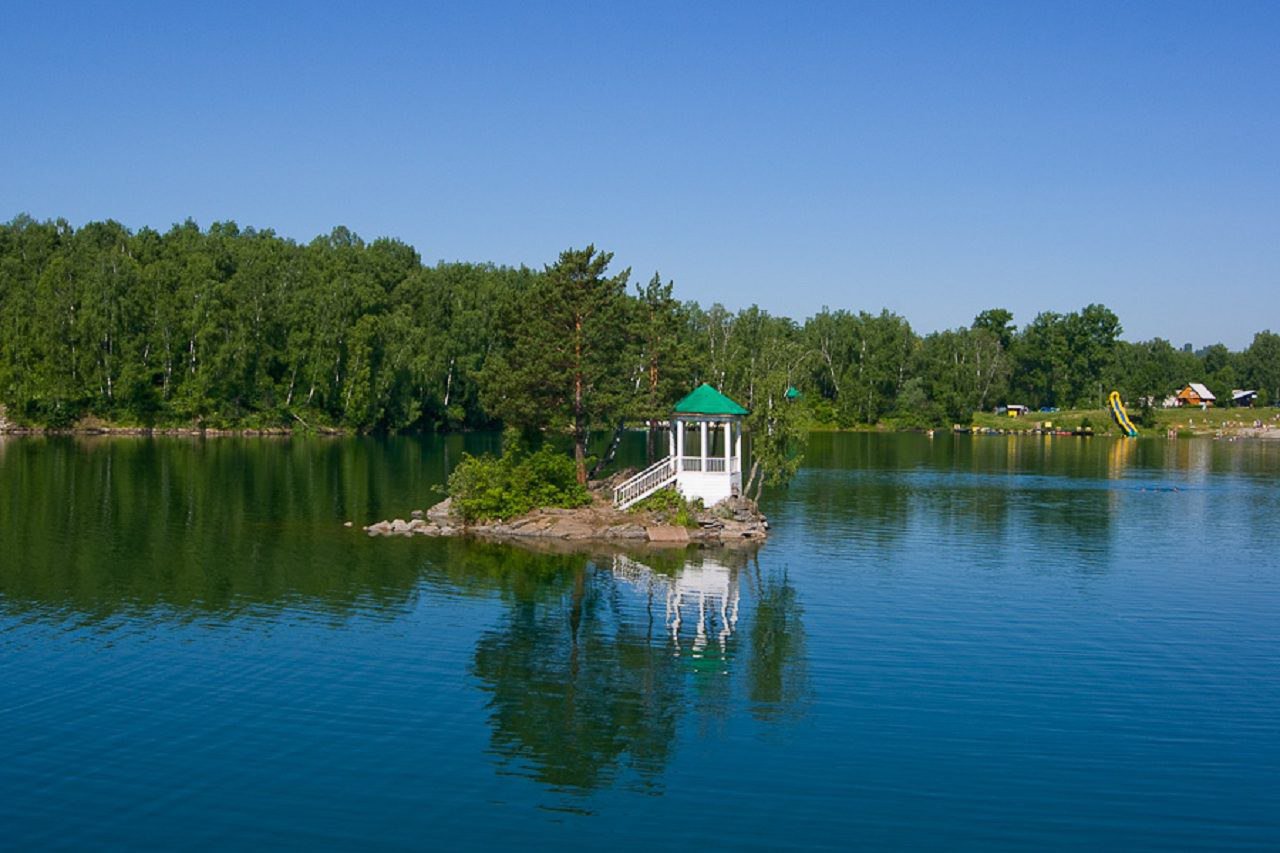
[668, 422, 675, 459]
[700, 420, 708, 471]
[677, 418, 685, 462]
[723, 421, 730, 470]
[735, 423, 742, 466]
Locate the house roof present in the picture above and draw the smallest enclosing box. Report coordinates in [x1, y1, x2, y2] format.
[673, 383, 750, 416]
[1188, 382, 1216, 400]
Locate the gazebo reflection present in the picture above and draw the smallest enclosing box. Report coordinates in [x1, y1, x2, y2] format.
[611, 551, 742, 673]
[471, 543, 804, 795]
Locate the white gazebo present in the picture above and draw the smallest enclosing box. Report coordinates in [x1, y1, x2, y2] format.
[613, 384, 749, 509]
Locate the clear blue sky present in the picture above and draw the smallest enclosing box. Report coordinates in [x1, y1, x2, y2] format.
[3, 1, 1277, 349]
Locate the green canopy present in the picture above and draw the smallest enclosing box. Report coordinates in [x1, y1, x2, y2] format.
[673, 383, 750, 416]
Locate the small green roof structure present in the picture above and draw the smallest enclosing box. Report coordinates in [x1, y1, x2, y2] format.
[784, 385, 802, 401]
[673, 383, 750, 417]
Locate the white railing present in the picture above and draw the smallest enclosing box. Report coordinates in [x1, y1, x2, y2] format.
[680, 456, 735, 473]
[613, 456, 678, 509]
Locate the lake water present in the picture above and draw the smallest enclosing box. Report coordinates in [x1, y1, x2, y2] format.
[2, 433, 1278, 849]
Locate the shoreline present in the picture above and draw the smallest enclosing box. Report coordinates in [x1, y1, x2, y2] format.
[5, 426, 1278, 441]
[3, 407, 1278, 442]
[0, 426, 346, 438]
[360, 494, 771, 548]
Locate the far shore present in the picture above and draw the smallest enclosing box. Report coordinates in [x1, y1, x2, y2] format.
[0, 424, 344, 438]
[4, 424, 1280, 440]
[3, 407, 1279, 441]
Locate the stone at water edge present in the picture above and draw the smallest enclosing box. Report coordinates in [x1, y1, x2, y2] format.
[646, 525, 691, 544]
[427, 498, 454, 523]
[411, 509, 425, 520]
[365, 520, 393, 536]
[601, 524, 648, 540]
[546, 519, 595, 540]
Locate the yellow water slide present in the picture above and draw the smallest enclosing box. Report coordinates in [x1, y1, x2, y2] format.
[1108, 391, 1138, 437]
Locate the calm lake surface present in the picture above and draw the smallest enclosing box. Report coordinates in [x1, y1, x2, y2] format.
[2, 432, 1278, 849]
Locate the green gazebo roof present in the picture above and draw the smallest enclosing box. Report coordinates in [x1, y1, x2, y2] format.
[673, 383, 750, 416]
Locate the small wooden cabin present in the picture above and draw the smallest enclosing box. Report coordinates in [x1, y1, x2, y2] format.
[1175, 383, 1216, 407]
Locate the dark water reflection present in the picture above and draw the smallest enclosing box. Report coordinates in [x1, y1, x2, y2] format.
[2, 433, 1278, 848]
[471, 547, 804, 794]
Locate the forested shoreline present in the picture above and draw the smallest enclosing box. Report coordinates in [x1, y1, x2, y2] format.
[2, 215, 1278, 436]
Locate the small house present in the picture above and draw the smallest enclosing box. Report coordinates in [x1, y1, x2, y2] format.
[996, 404, 1029, 417]
[1231, 389, 1258, 408]
[1175, 383, 1216, 408]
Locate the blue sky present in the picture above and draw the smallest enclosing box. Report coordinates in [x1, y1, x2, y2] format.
[3, 1, 1277, 348]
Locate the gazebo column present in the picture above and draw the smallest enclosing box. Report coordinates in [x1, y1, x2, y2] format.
[700, 420, 708, 472]
[735, 426, 742, 467]
[723, 421, 731, 470]
[668, 422, 675, 459]
[676, 419, 685, 464]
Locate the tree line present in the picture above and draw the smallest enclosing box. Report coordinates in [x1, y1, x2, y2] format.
[2, 216, 1278, 444]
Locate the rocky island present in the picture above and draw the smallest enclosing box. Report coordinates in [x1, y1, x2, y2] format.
[361, 482, 769, 547]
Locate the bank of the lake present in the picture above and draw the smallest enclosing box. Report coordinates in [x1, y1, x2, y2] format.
[8, 402, 1278, 443]
[805, 406, 1280, 439]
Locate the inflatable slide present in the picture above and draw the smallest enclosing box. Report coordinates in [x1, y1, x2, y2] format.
[1108, 390, 1138, 437]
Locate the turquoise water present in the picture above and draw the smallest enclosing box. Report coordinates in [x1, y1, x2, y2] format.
[2, 433, 1278, 849]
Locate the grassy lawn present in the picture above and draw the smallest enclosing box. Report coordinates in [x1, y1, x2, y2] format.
[968, 405, 1280, 436]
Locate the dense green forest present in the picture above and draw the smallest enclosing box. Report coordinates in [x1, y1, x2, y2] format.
[2, 215, 1278, 436]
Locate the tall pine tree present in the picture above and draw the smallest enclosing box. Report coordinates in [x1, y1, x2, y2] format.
[481, 246, 632, 483]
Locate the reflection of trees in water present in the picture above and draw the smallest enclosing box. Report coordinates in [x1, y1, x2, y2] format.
[797, 472, 911, 551]
[795, 434, 1131, 568]
[2, 438, 811, 795]
[471, 547, 809, 794]
[745, 558, 808, 720]
[472, 562, 682, 793]
[0, 435, 502, 618]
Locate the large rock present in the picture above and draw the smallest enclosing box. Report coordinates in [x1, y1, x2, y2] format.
[427, 498, 454, 523]
[646, 525, 690, 544]
[364, 520, 393, 536]
[601, 524, 648, 540]
[548, 519, 596, 539]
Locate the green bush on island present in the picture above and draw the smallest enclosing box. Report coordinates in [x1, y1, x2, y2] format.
[446, 440, 591, 523]
[628, 487, 703, 528]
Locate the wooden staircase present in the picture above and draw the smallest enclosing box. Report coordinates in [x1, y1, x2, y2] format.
[613, 456, 678, 509]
